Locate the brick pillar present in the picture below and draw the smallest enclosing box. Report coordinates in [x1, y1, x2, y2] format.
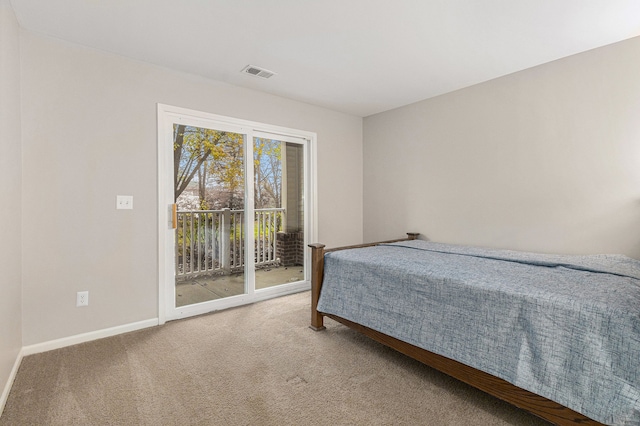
[277, 231, 304, 267]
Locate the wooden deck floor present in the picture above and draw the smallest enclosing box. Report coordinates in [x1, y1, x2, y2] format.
[175, 266, 304, 307]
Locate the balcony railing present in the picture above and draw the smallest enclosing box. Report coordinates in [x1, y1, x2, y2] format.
[176, 208, 284, 280]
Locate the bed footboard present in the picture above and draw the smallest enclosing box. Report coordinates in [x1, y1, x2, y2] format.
[308, 233, 419, 331]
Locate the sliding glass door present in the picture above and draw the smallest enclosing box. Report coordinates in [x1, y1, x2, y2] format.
[158, 105, 315, 322]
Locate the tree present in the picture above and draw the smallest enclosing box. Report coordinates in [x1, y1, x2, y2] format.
[253, 138, 282, 209]
[174, 127, 283, 211]
[207, 133, 245, 209]
[173, 124, 228, 201]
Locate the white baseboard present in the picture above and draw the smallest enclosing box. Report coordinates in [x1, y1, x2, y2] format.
[0, 348, 23, 416]
[21, 318, 159, 356]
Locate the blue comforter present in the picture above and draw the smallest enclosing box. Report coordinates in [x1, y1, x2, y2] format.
[317, 240, 640, 425]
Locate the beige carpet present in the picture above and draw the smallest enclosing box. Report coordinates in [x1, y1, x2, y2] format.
[1, 291, 549, 425]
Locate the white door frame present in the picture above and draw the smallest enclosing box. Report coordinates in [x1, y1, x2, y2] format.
[157, 104, 317, 323]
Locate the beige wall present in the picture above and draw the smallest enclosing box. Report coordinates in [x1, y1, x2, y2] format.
[20, 32, 363, 345]
[364, 36, 640, 258]
[0, 0, 23, 403]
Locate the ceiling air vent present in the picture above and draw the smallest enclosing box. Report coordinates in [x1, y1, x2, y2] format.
[242, 65, 276, 79]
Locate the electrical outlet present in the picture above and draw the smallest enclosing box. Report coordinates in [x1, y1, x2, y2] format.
[116, 195, 133, 210]
[77, 291, 89, 307]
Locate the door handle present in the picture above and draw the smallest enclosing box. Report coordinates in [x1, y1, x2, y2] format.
[171, 204, 177, 229]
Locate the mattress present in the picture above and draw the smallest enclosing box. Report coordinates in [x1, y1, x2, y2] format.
[317, 240, 640, 425]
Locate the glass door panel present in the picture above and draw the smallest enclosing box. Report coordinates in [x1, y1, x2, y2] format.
[174, 124, 246, 307]
[253, 137, 305, 290]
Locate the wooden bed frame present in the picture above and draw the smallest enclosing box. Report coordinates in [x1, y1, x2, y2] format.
[309, 233, 604, 426]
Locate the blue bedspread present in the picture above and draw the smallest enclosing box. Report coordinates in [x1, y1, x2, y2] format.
[317, 240, 640, 425]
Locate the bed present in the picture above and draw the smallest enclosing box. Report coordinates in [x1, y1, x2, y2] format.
[309, 234, 640, 425]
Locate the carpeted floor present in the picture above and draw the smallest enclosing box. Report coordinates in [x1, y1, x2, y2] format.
[1, 291, 550, 425]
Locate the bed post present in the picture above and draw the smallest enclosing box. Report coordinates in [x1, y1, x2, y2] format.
[308, 243, 326, 331]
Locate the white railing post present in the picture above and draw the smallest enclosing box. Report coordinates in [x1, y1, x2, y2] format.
[176, 211, 182, 277]
[221, 208, 231, 272]
[273, 210, 279, 263]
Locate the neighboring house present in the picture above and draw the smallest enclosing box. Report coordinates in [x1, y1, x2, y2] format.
[2, 0, 640, 414]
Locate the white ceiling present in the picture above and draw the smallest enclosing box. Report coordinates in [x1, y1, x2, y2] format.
[9, 0, 640, 117]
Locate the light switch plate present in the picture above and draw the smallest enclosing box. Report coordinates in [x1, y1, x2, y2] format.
[116, 195, 133, 209]
[77, 291, 89, 307]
